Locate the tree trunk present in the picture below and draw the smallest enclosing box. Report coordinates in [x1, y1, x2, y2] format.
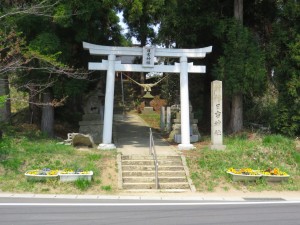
[0, 76, 6, 121]
[229, 94, 243, 133]
[0, 75, 11, 122]
[29, 86, 41, 125]
[4, 75, 11, 120]
[228, 0, 244, 133]
[234, 0, 243, 24]
[41, 90, 54, 137]
[223, 96, 231, 132]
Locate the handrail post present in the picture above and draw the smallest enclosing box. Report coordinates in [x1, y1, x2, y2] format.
[149, 128, 159, 189]
[149, 128, 152, 155]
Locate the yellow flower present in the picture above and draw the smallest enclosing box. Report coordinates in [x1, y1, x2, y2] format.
[47, 170, 59, 175]
[27, 170, 39, 175]
[227, 168, 260, 175]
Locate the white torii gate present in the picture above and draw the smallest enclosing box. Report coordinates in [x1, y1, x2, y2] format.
[83, 42, 212, 150]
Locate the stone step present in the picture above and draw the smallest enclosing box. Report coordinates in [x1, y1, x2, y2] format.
[122, 182, 190, 190]
[122, 170, 186, 177]
[123, 177, 187, 183]
[122, 155, 181, 160]
[122, 160, 182, 166]
[122, 165, 185, 171]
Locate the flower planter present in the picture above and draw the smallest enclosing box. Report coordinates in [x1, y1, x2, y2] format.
[260, 168, 290, 182]
[262, 175, 290, 182]
[25, 170, 58, 181]
[227, 171, 262, 182]
[58, 171, 93, 182]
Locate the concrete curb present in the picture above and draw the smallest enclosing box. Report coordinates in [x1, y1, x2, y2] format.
[117, 153, 123, 190]
[180, 154, 196, 192]
[1, 193, 300, 201]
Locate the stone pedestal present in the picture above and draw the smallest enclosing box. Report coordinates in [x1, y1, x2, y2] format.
[143, 107, 154, 114]
[79, 114, 103, 144]
[79, 85, 104, 145]
[169, 105, 201, 143]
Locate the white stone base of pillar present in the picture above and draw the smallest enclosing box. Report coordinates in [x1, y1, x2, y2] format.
[97, 143, 116, 150]
[210, 145, 226, 150]
[178, 144, 195, 150]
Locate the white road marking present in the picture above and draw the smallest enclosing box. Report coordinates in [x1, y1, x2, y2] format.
[0, 201, 300, 206]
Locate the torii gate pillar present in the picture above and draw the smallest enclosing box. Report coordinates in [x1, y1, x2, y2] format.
[98, 54, 116, 150]
[178, 56, 194, 150]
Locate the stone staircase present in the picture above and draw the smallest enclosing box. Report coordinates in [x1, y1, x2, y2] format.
[120, 155, 191, 190]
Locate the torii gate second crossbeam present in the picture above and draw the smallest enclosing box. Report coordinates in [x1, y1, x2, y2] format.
[83, 42, 212, 150]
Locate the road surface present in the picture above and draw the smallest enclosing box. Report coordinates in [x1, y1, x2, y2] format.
[1, 198, 300, 225]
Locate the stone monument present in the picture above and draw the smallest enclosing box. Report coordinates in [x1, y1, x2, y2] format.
[210, 80, 226, 150]
[79, 83, 104, 144]
[169, 103, 201, 143]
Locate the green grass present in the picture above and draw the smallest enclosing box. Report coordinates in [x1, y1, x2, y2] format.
[139, 113, 161, 130]
[101, 185, 112, 191]
[1, 118, 299, 194]
[138, 113, 300, 192]
[0, 125, 117, 194]
[186, 133, 300, 192]
[74, 179, 91, 191]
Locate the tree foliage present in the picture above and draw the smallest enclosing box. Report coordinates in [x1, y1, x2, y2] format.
[0, 0, 125, 136]
[0, 0, 299, 137]
[120, 0, 164, 45]
[271, 1, 300, 136]
[213, 19, 266, 97]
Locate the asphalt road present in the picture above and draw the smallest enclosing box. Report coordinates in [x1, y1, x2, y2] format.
[1, 198, 300, 225]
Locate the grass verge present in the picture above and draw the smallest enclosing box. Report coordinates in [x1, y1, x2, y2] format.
[140, 114, 300, 192]
[185, 133, 300, 192]
[0, 124, 117, 194]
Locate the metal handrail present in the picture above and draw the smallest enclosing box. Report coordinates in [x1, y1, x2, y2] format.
[149, 128, 159, 189]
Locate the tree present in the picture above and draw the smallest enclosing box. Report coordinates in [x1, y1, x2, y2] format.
[271, 0, 300, 136]
[120, 0, 164, 95]
[0, 30, 24, 122]
[1, 0, 126, 137]
[0, 1, 61, 128]
[230, 0, 244, 133]
[157, 0, 231, 129]
[213, 19, 266, 133]
[231, 0, 247, 134]
[120, 0, 164, 46]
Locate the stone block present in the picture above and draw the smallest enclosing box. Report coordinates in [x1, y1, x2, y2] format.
[142, 107, 154, 114]
[79, 120, 103, 126]
[175, 112, 194, 118]
[72, 133, 94, 148]
[79, 123, 103, 144]
[174, 134, 200, 143]
[82, 114, 102, 121]
[173, 118, 198, 124]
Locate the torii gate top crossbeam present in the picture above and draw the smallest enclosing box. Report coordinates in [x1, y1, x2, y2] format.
[83, 42, 212, 58]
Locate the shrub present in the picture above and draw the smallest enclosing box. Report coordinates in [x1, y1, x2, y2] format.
[150, 96, 167, 112]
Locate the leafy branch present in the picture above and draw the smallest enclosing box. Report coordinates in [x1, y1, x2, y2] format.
[0, 0, 60, 20]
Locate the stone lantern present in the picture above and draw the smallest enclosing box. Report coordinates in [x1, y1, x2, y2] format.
[142, 91, 154, 114]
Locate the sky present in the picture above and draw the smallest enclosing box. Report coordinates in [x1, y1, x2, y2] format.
[117, 11, 159, 46]
[117, 11, 139, 45]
